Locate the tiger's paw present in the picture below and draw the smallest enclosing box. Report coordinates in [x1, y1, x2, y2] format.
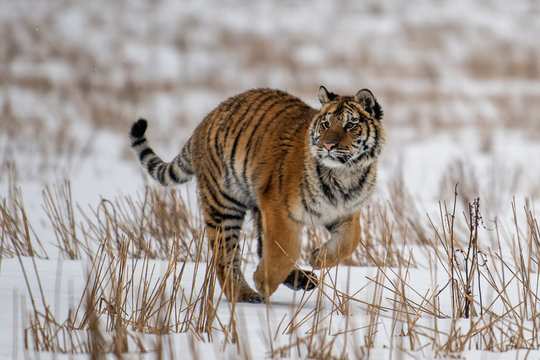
[282, 269, 318, 291]
[230, 289, 265, 304]
[310, 246, 338, 269]
[310, 247, 324, 269]
[241, 292, 266, 304]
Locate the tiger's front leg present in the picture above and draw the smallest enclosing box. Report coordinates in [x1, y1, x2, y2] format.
[310, 212, 361, 268]
[253, 200, 302, 298]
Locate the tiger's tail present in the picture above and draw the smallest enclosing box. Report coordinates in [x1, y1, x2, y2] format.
[129, 119, 194, 186]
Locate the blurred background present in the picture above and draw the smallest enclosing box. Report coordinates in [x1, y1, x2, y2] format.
[1, 0, 539, 208]
[2, 2, 540, 356]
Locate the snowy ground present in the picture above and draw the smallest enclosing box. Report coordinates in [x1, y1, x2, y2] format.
[1, 0, 540, 358]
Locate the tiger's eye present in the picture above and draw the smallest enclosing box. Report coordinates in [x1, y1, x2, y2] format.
[320, 120, 330, 130]
[344, 122, 356, 131]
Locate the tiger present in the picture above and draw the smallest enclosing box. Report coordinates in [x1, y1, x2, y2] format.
[129, 86, 385, 303]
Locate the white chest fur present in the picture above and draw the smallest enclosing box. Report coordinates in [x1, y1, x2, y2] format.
[297, 162, 377, 226]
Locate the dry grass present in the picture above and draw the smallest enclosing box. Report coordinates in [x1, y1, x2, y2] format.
[40, 181, 202, 260]
[3, 168, 540, 359]
[0, 163, 48, 260]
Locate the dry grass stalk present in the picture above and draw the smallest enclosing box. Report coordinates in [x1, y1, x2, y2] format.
[0, 163, 47, 259]
[7, 162, 540, 359]
[42, 181, 82, 259]
[39, 182, 201, 260]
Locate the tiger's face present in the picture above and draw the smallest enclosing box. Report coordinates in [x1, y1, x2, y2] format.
[309, 86, 385, 168]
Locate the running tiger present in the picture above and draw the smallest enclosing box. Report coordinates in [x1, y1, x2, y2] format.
[129, 86, 385, 303]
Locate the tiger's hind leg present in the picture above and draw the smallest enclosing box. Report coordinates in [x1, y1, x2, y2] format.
[253, 209, 318, 292]
[202, 205, 264, 304]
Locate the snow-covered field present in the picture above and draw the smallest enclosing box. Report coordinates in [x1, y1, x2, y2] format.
[1, 0, 540, 358]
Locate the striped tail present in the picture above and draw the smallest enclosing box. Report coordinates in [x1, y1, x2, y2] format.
[129, 119, 194, 186]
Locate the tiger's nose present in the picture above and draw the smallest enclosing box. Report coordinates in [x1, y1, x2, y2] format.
[323, 142, 337, 151]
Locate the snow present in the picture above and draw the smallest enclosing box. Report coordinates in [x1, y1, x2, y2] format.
[1, 0, 540, 358]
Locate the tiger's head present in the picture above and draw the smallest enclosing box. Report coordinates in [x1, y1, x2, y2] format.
[309, 86, 385, 168]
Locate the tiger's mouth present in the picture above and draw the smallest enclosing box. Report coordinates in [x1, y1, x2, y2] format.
[315, 146, 352, 167]
[313, 141, 380, 168]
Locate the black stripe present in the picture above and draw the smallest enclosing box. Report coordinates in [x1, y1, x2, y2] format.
[276, 131, 303, 193]
[252, 98, 310, 157]
[315, 164, 336, 204]
[205, 189, 243, 216]
[197, 111, 224, 179]
[157, 164, 167, 183]
[147, 158, 160, 173]
[220, 190, 247, 210]
[132, 138, 146, 147]
[200, 166, 247, 212]
[347, 165, 372, 195]
[286, 211, 303, 224]
[201, 167, 225, 200]
[336, 154, 348, 164]
[368, 124, 379, 158]
[199, 182, 246, 219]
[301, 196, 321, 218]
[225, 238, 240, 251]
[139, 148, 154, 162]
[301, 172, 317, 203]
[242, 98, 300, 185]
[212, 127, 223, 170]
[203, 128, 223, 181]
[325, 169, 347, 199]
[206, 207, 245, 224]
[178, 149, 194, 174]
[257, 236, 263, 258]
[252, 209, 264, 258]
[168, 164, 180, 182]
[325, 221, 339, 232]
[226, 234, 240, 241]
[220, 99, 246, 149]
[300, 183, 322, 218]
[175, 156, 192, 175]
[278, 165, 285, 193]
[205, 212, 244, 229]
[224, 91, 269, 143]
[351, 151, 367, 165]
[222, 225, 242, 232]
[229, 92, 276, 184]
[205, 221, 220, 230]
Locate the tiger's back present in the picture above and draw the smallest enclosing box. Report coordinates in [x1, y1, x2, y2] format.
[189, 88, 317, 214]
[130, 86, 385, 303]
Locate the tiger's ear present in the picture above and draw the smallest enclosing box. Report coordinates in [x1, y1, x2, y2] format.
[318, 86, 338, 104]
[355, 89, 383, 120]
